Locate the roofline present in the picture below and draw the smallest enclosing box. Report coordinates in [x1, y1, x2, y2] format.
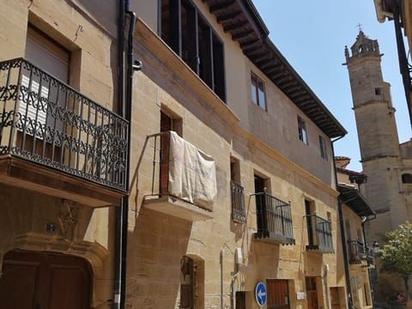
[338, 184, 375, 217]
[264, 39, 347, 137]
[210, 0, 347, 138]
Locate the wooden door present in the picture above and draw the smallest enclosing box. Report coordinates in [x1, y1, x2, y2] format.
[160, 111, 172, 195]
[267, 280, 290, 309]
[330, 287, 341, 309]
[0, 250, 91, 309]
[180, 256, 195, 309]
[306, 277, 319, 309]
[235, 291, 246, 309]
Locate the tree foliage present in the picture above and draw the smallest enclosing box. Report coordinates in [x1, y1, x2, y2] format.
[379, 222, 412, 297]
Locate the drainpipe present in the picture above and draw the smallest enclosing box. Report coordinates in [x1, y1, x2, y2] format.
[361, 213, 377, 304]
[331, 135, 354, 309]
[220, 249, 224, 309]
[114, 1, 141, 308]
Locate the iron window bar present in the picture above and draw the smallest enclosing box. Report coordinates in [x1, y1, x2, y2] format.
[0, 58, 129, 191]
[230, 181, 246, 223]
[306, 214, 334, 253]
[252, 192, 295, 245]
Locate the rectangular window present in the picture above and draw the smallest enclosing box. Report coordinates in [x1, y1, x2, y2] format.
[22, 26, 70, 136]
[305, 200, 315, 246]
[298, 116, 308, 145]
[160, 0, 226, 102]
[319, 135, 327, 160]
[251, 73, 266, 110]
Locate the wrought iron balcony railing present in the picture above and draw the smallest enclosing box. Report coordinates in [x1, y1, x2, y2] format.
[0, 58, 128, 191]
[231, 181, 246, 223]
[306, 214, 333, 253]
[348, 240, 374, 264]
[253, 192, 295, 245]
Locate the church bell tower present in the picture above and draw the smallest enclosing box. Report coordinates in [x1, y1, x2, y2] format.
[345, 31, 406, 237]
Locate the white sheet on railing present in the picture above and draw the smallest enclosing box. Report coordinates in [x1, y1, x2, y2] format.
[168, 131, 217, 210]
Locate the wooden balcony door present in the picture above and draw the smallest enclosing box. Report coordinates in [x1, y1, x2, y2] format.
[159, 111, 182, 195]
[267, 279, 290, 309]
[0, 250, 91, 309]
[306, 277, 319, 309]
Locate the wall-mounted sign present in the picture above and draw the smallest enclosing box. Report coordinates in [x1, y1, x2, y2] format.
[255, 281, 267, 307]
[297, 291, 306, 300]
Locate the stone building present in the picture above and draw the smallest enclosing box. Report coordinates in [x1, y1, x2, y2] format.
[128, 1, 349, 309]
[336, 157, 376, 309]
[345, 30, 412, 302]
[0, 1, 352, 309]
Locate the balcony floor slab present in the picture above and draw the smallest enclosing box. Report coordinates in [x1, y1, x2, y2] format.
[0, 156, 124, 207]
[143, 195, 213, 221]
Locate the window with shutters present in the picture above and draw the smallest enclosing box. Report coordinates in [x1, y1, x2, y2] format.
[21, 26, 70, 138]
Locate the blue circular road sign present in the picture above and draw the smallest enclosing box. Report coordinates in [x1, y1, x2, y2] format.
[255, 281, 267, 306]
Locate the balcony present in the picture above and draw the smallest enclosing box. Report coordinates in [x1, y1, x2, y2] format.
[231, 181, 246, 223]
[348, 240, 374, 265]
[306, 215, 334, 253]
[253, 192, 295, 245]
[142, 131, 214, 221]
[0, 58, 128, 207]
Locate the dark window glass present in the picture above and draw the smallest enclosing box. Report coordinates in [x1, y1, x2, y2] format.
[213, 34, 226, 101]
[402, 173, 412, 183]
[251, 74, 266, 110]
[251, 75, 258, 104]
[319, 135, 327, 159]
[160, 0, 226, 102]
[298, 116, 308, 145]
[181, 0, 197, 71]
[198, 17, 213, 88]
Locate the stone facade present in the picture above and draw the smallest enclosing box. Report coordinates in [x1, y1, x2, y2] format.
[0, 1, 351, 309]
[0, 0, 119, 307]
[126, 1, 347, 309]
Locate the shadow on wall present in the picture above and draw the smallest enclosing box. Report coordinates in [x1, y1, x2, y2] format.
[126, 207, 192, 308]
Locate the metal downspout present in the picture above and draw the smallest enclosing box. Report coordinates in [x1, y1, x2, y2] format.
[114, 0, 126, 307]
[331, 135, 354, 309]
[114, 0, 141, 307]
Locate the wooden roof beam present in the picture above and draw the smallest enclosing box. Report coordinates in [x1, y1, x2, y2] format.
[209, 0, 236, 13]
[232, 29, 255, 40]
[217, 11, 242, 23]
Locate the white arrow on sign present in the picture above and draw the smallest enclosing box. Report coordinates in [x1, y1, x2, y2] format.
[257, 289, 266, 301]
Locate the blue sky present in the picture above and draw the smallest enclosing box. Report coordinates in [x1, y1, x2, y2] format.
[252, 0, 411, 171]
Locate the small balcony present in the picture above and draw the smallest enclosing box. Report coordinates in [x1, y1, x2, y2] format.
[253, 192, 295, 245]
[0, 58, 128, 207]
[142, 131, 214, 221]
[231, 181, 246, 223]
[306, 215, 334, 253]
[348, 240, 374, 265]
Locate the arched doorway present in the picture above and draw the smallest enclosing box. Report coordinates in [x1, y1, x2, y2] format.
[0, 250, 92, 309]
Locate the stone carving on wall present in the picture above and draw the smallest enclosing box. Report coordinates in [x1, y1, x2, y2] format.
[59, 200, 80, 240]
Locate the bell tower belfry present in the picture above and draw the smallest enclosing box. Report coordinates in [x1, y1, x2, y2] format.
[345, 31, 406, 238]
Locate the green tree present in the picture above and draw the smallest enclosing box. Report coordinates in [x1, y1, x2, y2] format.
[379, 222, 412, 301]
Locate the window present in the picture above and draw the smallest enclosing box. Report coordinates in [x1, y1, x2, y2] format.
[305, 200, 315, 246]
[298, 116, 308, 145]
[375, 87, 382, 96]
[160, 0, 226, 101]
[230, 157, 245, 223]
[180, 256, 204, 309]
[402, 173, 412, 183]
[251, 73, 266, 110]
[21, 26, 70, 137]
[319, 135, 327, 160]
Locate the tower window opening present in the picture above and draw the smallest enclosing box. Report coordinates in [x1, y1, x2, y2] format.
[375, 88, 382, 96]
[401, 173, 412, 184]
